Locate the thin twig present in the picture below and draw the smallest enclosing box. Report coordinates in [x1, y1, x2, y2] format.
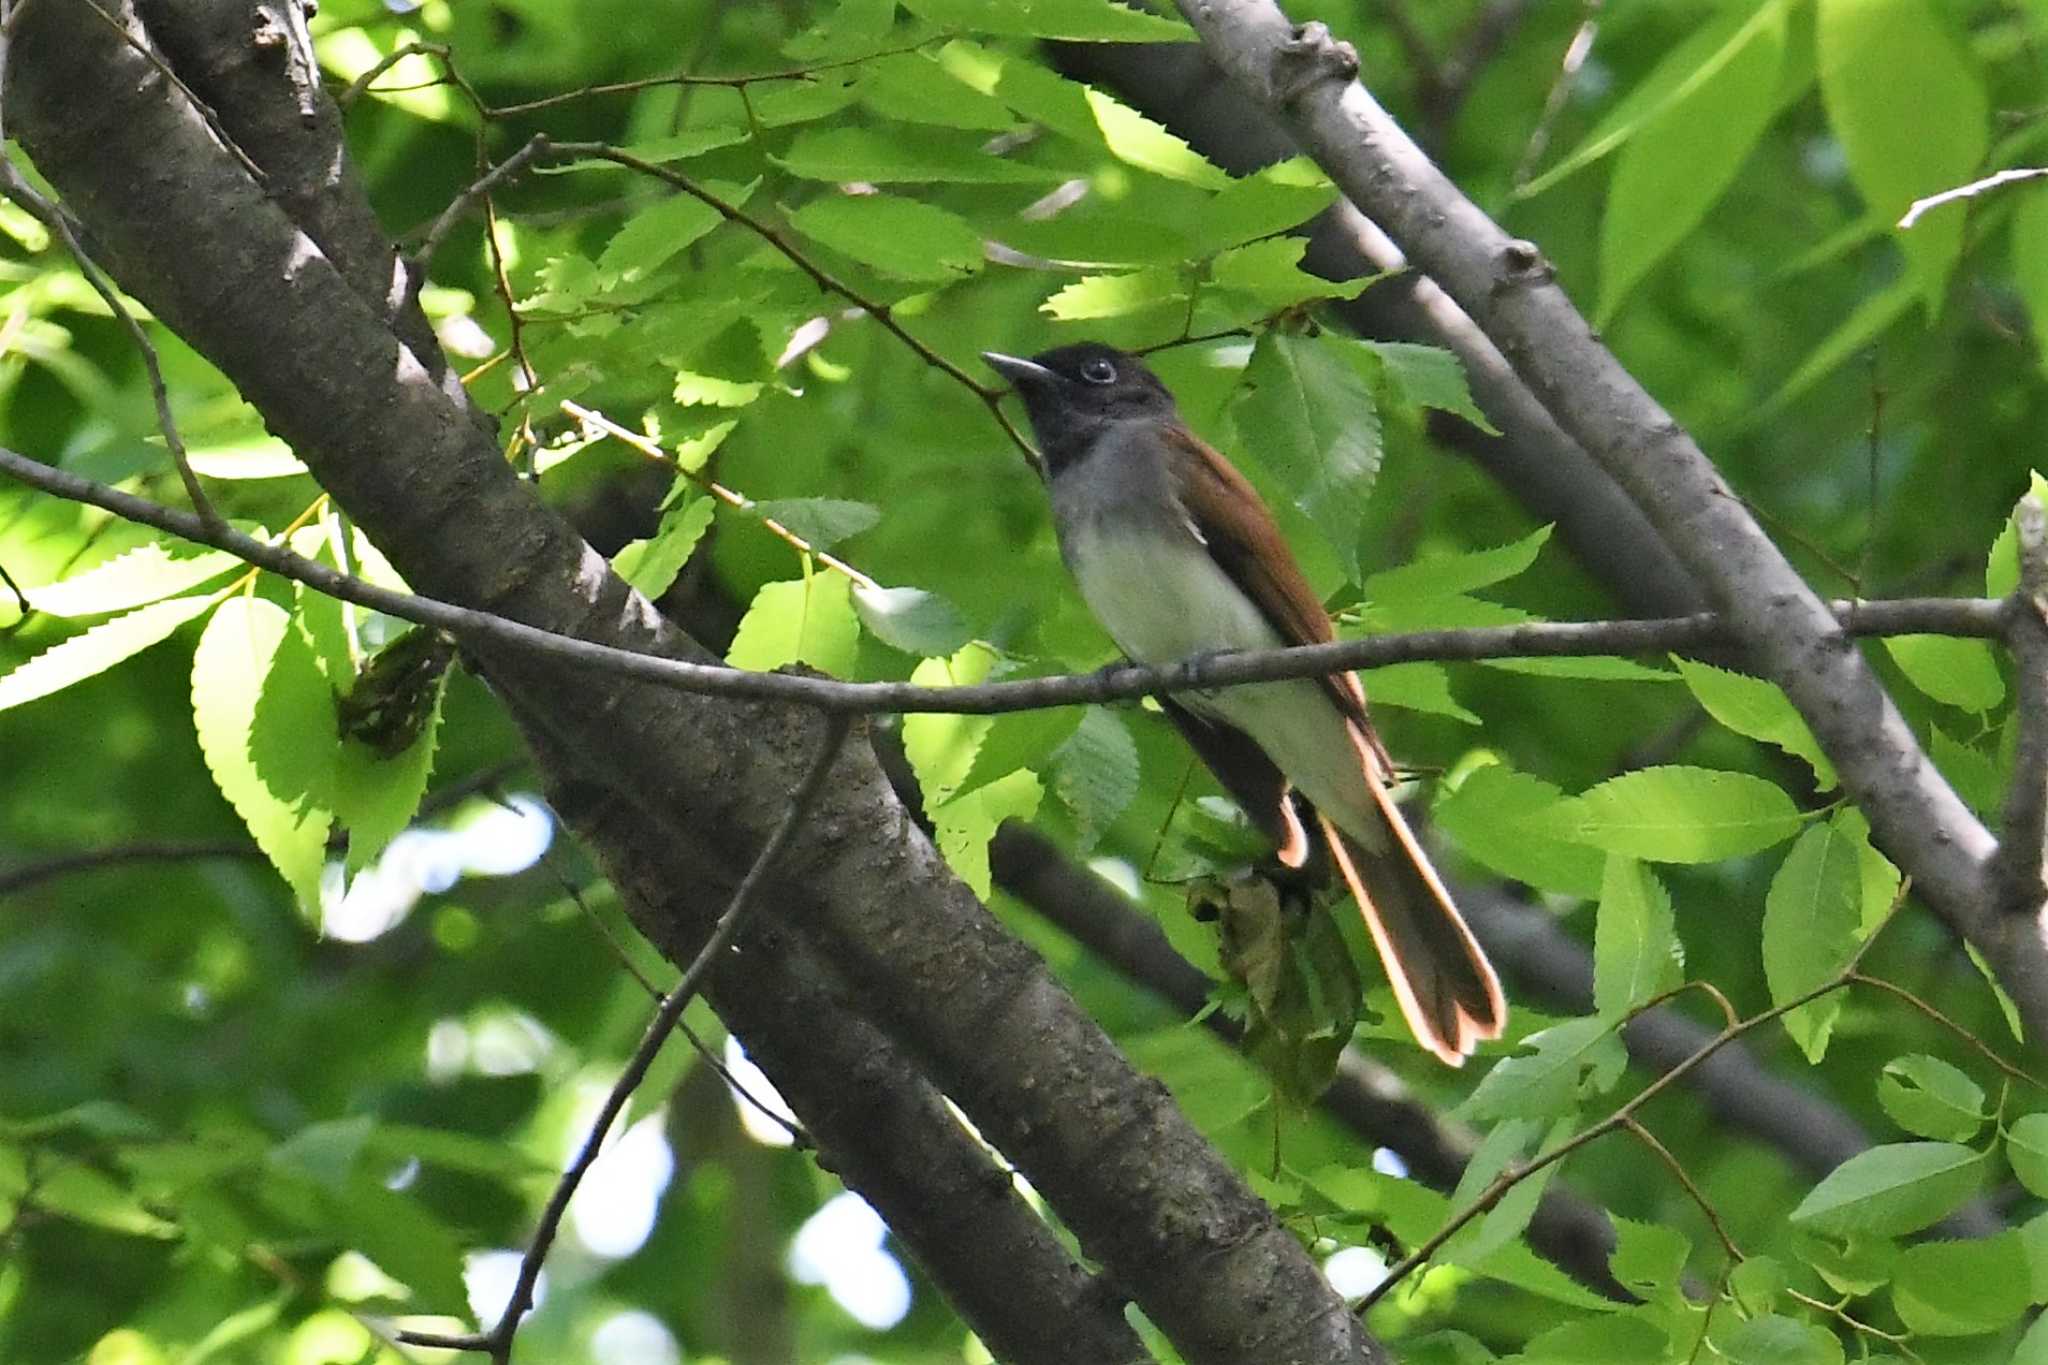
[1509, 0, 1602, 191]
[486, 40, 938, 117]
[563, 400, 879, 588]
[0, 841, 260, 898]
[1357, 888, 1909, 1315]
[1620, 1115, 1738, 1261]
[0, 163, 221, 530]
[1846, 971, 2045, 1089]
[1899, 166, 2048, 229]
[397, 714, 849, 1361]
[0, 442, 2016, 718]
[414, 133, 553, 275]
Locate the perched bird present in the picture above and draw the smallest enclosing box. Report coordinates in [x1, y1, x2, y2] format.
[984, 342, 1505, 1065]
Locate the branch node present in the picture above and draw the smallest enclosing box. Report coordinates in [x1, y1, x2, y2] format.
[1271, 22, 1358, 107]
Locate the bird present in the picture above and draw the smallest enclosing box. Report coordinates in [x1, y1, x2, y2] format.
[983, 341, 1505, 1065]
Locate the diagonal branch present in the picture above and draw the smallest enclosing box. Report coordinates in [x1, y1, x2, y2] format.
[397, 716, 851, 1363]
[1169, 0, 2040, 1040]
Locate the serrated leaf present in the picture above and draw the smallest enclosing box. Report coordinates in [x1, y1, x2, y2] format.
[1434, 762, 1605, 897]
[1790, 1141, 1985, 1236]
[1540, 766, 1804, 863]
[1599, 1, 1788, 319]
[1884, 634, 2005, 711]
[1361, 661, 1478, 724]
[931, 767, 1042, 898]
[597, 192, 725, 286]
[1206, 237, 1366, 307]
[1039, 268, 1186, 321]
[790, 193, 985, 282]
[0, 593, 216, 710]
[613, 495, 715, 599]
[1355, 340, 1494, 430]
[1718, 1314, 1844, 1365]
[748, 498, 881, 550]
[1593, 855, 1679, 1018]
[1892, 1231, 2030, 1335]
[954, 705, 1080, 801]
[776, 127, 1062, 183]
[1232, 332, 1381, 577]
[1608, 1216, 1689, 1299]
[1051, 706, 1138, 851]
[1675, 657, 1837, 789]
[860, 53, 1019, 130]
[25, 543, 240, 616]
[331, 674, 444, 872]
[1184, 170, 1338, 255]
[1462, 1015, 1626, 1121]
[726, 574, 860, 675]
[1986, 472, 2048, 597]
[2008, 1113, 2048, 1197]
[904, 0, 1193, 41]
[1521, 1315, 1668, 1364]
[1877, 1055, 1984, 1142]
[1819, 0, 1987, 312]
[1364, 526, 1551, 604]
[851, 583, 972, 657]
[1764, 815, 1865, 1061]
[193, 598, 334, 904]
[902, 643, 1000, 806]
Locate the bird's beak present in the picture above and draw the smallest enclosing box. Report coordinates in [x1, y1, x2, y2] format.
[981, 351, 1057, 391]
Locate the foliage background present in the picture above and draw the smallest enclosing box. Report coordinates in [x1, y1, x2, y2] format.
[4, 0, 2048, 1361]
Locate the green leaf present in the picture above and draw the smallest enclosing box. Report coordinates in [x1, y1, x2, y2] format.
[1184, 168, 1339, 254]
[1050, 706, 1138, 851]
[1539, 766, 1804, 863]
[1362, 662, 1479, 724]
[726, 574, 861, 675]
[851, 583, 973, 657]
[1876, 1054, 1984, 1142]
[955, 705, 1080, 800]
[747, 498, 881, 551]
[363, 1123, 552, 1179]
[1084, 87, 1228, 188]
[597, 192, 726, 286]
[1986, 472, 2048, 598]
[2017, 1310, 2048, 1365]
[1599, 1, 1788, 319]
[2007, 1113, 2048, 1197]
[776, 127, 1063, 183]
[193, 598, 335, 905]
[1746, 275, 1918, 427]
[269, 1116, 373, 1189]
[331, 664, 444, 872]
[1206, 237, 1368, 307]
[1674, 657, 1837, 789]
[1357, 340, 1494, 431]
[1789, 1141, 1985, 1236]
[1520, 1, 1801, 199]
[0, 593, 216, 711]
[1729, 1254, 1788, 1314]
[1040, 269, 1186, 321]
[902, 643, 1000, 804]
[1521, 1315, 1668, 1364]
[1763, 815, 1866, 1061]
[1818, 0, 1988, 313]
[337, 1177, 467, 1308]
[35, 1164, 178, 1239]
[1231, 332, 1382, 578]
[613, 495, 715, 599]
[1434, 761, 1605, 898]
[1884, 634, 2005, 711]
[1364, 526, 1551, 604]
[860, 52, 1020, 130]
[930, 767, 1042, 898]
[1718, 1314, 1845, 1365]
[903, 0, 1194, 41]
[1462, 1015, 1627, 1121]
[1795, 1229, 1897, 1296]
[1593, 855, 1679, 1018]
[789, 193, 985, 282]
[24, 542, 239, 617]
[1891, 1230, 2031, 1335]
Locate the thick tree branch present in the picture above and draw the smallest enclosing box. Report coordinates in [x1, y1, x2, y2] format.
[1999, 492, 2048, 914]
[5, 7, 1381, 1359]
[1170, 1, 2047, 1041]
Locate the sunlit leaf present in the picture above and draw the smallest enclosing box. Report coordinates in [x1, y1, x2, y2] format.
[1231, 332, 1381, 578]
[0, 593, 217, 711]
[1789, 1141, 1985, 1236]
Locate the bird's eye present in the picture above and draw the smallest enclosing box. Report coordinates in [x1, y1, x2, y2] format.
[1080, 358, 1117, 385]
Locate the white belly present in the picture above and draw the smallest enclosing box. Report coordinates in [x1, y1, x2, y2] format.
[1065, 522, 1377, 835]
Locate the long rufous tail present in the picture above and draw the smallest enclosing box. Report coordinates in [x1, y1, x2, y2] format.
[1320, 724, 1505, 1066]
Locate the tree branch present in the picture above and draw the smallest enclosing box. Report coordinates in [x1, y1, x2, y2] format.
[1169, 0, 2042, 1041]
[1998, 491, 2048, 912]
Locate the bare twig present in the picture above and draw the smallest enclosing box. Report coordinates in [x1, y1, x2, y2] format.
[1509, 0, 1602, 191]
[414, 133, 553, 276]
[0, 440, 2017, 721]
[397, 714, 849, 1361]
[0, 163, 221, 530]
[1899, 167, 2048, 229]
[0, 840, 260, 899]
